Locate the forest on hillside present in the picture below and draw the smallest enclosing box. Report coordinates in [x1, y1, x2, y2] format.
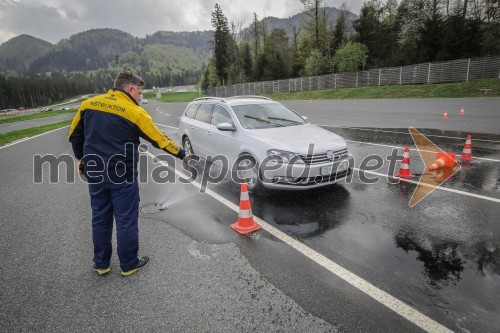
[0, 29, 211, 108]
[202, 0, 499, 89]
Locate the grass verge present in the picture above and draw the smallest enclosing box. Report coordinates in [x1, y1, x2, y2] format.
[0, 120, 72, 146]
[143, 91, 157, 99]
[155, 91, 204, 103]
[266, 78, 500, 100]
[0, 110, 76, 125]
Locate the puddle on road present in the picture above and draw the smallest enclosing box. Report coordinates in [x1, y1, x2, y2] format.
[324, 127, 500, 160]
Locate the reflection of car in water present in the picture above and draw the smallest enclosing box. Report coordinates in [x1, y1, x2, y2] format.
[178, 96, 353, 192]
[251, 185, 351, 238]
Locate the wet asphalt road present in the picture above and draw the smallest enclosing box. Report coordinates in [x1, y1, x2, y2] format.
[1, 97, 499, 332]
[143, 98, 500, 332]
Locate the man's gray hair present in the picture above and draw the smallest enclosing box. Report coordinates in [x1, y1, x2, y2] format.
[114, 70, 145, 90]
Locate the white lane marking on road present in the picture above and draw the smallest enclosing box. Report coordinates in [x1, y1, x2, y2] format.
[0, 126, 70, 150]
[156, 123, 179, 130]
[354, 168, 500, 204]
[345, 139, 500, 163]
[154, 105, 171, 116]
[321, 125, 500, 143]
[144, 150, 453, 333]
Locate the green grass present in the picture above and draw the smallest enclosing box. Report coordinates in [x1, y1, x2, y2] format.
[265, 78, 500, 100]
[142, 91, 157, 99]
[155, 91, 204, 103]
[0, 109, 76, 124]
[55, 94, 95, 106]
[0, 120, 72, 146]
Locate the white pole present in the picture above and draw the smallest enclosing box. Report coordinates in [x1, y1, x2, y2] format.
[427, 63, 431, 84]
[466, 58, 471, 82]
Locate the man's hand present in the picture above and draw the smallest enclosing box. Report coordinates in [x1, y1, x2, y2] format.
[77, 160, 84, 175]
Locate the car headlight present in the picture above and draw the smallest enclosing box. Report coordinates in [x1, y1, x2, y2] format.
[266, 149, 304, 164]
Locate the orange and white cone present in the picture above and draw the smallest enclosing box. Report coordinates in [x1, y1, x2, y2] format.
[231, 183, 262, 234]
[442, 110, 448, 119]
[459, 106, 465, 115]
[461, 135, 473, 161]
[396, 146, 415, 179]
[429, 152, 457, 171]
[309, 100, 313, 105]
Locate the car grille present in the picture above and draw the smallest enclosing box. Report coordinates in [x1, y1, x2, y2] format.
[299, 148, 348, 164]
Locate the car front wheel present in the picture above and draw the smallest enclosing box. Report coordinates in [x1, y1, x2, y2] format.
[182, 136, 194, 156]
[237, 154, 263, 193]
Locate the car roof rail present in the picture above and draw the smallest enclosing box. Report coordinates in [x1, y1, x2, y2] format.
[227, 95, 272, 101]
[194, 96, 227, 103]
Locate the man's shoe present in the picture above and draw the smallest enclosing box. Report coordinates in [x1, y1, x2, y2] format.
[93, 264, 111, 275]
[121, 256, 150, 277]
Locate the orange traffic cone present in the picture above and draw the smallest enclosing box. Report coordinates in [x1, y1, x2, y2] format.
[442, 110, 448, 119]
[428, 152, 457, 171]
[459, 106, 465, 115]
[231, 183, 262, 234]
[461, 135, 473, 161]
[309, 100, 313, 105]
[396, 146, 415, 179]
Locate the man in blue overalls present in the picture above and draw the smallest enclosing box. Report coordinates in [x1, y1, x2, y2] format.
[69, 71, 189, 276]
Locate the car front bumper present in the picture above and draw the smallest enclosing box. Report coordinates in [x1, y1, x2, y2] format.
[259, 155, 354, 190]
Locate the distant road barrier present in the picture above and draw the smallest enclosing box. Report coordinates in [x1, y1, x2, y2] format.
[1, 108, 35, 115]
[207, 55, 500, 97]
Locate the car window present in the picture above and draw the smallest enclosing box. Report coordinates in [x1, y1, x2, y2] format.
[232, 103, 307, 129]
[211, 105, 234, 126]
[194, 104, 214, 123]
[185, 103, 200, 119]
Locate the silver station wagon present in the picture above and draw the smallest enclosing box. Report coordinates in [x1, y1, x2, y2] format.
[178, 96, 353, 191]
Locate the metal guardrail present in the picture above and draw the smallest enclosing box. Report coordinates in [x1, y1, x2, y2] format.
[207, 56, 500, 97]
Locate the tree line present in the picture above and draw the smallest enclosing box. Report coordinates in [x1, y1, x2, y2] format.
[0, 69, 197, 109]
[202, 0, 499, 89]
[0, 28, 207, 109]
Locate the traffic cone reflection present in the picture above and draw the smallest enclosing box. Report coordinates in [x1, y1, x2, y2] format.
[231, 183, 262, 234]
[428, 152, 457, 171]
[396, 146, 415, 179]
[461, 135, 473, 161]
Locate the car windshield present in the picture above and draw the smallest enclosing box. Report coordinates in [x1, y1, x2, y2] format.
[232, 103, 307, 129]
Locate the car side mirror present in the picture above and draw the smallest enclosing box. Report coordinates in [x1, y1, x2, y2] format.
[301, 116, 308, 120]
[216, 122, 236, 131]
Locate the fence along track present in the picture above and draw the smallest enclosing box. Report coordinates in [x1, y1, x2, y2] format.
[208, 56, 500, 97]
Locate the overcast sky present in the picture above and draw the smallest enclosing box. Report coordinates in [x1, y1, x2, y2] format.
[0, 0, 365, 45]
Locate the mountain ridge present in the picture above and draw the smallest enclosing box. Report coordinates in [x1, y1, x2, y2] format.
[0, 7, 355, 74]
[0, 34, 52, 72]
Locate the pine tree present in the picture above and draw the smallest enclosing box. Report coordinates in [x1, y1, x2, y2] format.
[211, 3, 231, 85]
